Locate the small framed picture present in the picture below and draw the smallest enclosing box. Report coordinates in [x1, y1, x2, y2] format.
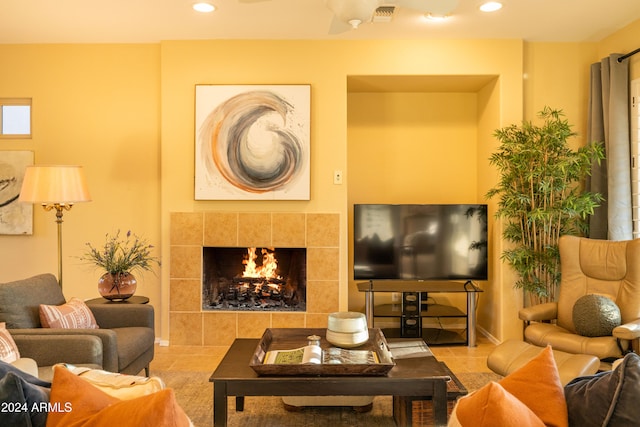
[0, 150, 33, 235]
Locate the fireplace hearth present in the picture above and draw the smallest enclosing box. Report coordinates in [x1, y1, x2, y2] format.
[202, 247, 306, 312]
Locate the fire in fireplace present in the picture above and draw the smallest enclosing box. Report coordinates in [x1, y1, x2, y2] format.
[202, 247, 306, 311]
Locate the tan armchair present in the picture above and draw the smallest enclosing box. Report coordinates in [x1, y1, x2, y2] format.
[519, 235, 640, 361]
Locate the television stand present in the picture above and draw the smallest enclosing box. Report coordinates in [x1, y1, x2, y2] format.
[357, 280, 483, 346]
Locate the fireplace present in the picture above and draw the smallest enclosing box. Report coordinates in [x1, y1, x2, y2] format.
[202, 247, 307, 311]
[169, 211, 339, 346]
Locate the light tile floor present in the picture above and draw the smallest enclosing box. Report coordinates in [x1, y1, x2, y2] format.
[428, 334, 496, 374]
[150, 333, 497, 374]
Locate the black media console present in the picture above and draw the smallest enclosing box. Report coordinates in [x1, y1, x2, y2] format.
[357, 280, 483, 346]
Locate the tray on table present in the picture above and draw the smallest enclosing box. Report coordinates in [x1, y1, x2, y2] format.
[249, 327, 395, 376]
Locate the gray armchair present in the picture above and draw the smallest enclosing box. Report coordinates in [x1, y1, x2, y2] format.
[0, 273, 155, 380]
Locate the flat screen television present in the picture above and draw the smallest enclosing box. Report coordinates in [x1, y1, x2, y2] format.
[353, 204, 488, 281]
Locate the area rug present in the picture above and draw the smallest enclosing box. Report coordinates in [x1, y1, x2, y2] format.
[154, 370, 502, 427]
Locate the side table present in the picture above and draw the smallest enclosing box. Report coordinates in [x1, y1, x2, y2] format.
[85, 296, 149, 304]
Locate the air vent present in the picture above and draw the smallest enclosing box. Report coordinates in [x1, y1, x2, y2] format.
[373, 5, 396, 23]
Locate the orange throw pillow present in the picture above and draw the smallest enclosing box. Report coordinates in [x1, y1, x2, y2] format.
[39, 298, 99, 329]
[499, 345, 568, 427]
[450, 345, 568, 427]
[455, 381, 545, 427]
[46, 365, 191, 427]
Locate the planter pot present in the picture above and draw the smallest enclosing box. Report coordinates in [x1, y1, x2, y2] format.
[98, 272, 137, 301]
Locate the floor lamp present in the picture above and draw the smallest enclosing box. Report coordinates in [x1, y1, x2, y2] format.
[19, 165, 91, 289]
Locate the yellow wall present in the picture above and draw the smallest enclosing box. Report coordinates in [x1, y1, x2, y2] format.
[1, 21, 638, 343]
[598, 19, 640, 80]
[475, 78, 508, 339]
[523, 42, 597, 144]
[0, 44, 162, 316]
[160, 39, 523, 342]
[347, 92, 480, 204]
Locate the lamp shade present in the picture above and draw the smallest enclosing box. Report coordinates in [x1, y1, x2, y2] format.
[19, 165, 91, 204]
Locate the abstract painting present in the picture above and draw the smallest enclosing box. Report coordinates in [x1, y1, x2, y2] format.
[0, 151, 33, 235]
[195, 85, 310, 200]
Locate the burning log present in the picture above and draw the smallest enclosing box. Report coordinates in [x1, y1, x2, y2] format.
[232, 277, 285, 285]
[202, 246, 306, 312]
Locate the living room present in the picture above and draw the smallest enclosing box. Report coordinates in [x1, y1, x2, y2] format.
[1, 2, 640, 425]
[1, 13, 638, 347]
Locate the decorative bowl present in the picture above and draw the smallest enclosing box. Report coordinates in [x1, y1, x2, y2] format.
[327, 311, 367, 333]
[325, 328, 369, 348]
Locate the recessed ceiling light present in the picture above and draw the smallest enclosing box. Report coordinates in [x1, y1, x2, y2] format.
[193, 2, 215, 13]
[424, 13, 452, 22]
[479, 1, 503, 12]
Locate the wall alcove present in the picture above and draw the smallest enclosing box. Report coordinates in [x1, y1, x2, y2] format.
[345, 74, 500, 330]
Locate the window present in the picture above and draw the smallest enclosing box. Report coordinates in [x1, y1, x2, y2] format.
[0, 98, 31, 138]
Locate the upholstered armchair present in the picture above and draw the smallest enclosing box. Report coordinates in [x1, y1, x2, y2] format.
[0, 273, 155, 379]
[519, 235, 640, 361]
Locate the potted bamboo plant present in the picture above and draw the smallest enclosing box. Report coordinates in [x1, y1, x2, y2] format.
[486, 107, 605, 304]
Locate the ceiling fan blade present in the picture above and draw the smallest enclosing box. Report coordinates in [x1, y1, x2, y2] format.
[328, 15, 356, 34]
[324, 0, 382, 27]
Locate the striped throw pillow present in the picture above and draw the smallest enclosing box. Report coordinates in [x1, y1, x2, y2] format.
[0, 322, 20, 363]
[39, 298, 99, 329]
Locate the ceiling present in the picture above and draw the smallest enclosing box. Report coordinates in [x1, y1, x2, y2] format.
[1, 0, 639, 44]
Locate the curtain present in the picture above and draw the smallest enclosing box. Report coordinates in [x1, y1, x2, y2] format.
[588, 54, 631, 241]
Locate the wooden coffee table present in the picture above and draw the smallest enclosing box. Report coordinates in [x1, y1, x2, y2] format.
[210, 337, 454, 427]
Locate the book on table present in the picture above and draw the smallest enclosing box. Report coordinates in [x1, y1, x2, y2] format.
[264, 344, 380, 365]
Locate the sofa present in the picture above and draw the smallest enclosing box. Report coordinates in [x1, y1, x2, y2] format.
[449, 346, 640, 427]
[0, 273, 155, 380]
[0, 359, 191, 427]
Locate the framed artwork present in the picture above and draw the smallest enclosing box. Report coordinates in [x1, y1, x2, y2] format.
[195, 84, 310, 200]
[0, 150, 33, 235]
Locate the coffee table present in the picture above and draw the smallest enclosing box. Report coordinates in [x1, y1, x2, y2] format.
[209, 337, 453, 427]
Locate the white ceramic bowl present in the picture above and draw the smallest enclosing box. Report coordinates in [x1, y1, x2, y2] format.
[325, 328, 369, 348]
[327, 311, 367, 333]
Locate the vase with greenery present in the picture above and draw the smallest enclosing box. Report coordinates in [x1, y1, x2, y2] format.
[81, 230, 160, 300]
[486, 107, 605, 305]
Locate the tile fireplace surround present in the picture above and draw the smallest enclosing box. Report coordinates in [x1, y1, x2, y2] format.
[169, 212, 340, 346]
